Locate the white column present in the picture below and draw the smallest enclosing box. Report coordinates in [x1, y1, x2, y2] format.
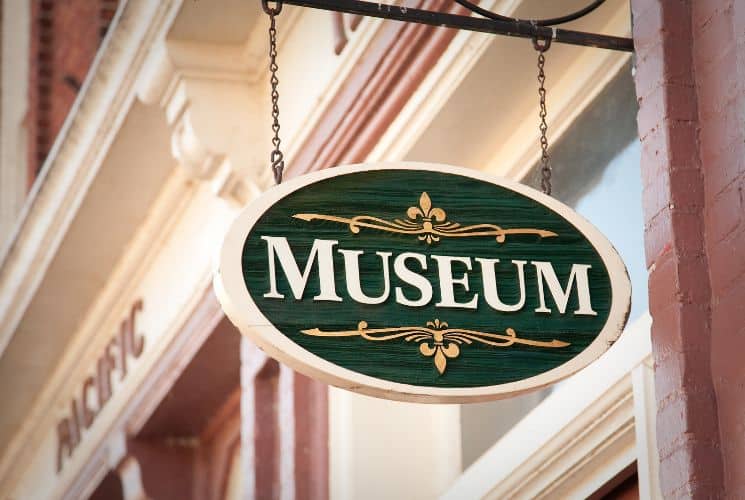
[0, 0, 31, 246]
[329, 388, 461, 500]
[632, 357, 662, 499]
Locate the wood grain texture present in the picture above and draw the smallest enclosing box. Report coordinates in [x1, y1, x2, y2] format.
[215, 163, 631, 402]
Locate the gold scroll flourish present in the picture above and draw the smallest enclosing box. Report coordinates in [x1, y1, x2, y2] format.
[301, 319, 569, 375]
[293, 192, 557, 244]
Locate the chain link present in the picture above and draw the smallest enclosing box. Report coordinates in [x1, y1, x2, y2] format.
[533, 37, 552, 196]
[264, 0, 284, 184]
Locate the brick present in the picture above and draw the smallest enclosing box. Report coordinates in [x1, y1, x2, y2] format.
[655, 347, 713, 406]
[707, 230, 745, 293]
[27, 0, 115, 178]
[713, 388, 745, 490]
[663, 36, 697, 86]
[657, 431, 722, 495]
[728, 484, 745, 500]
[632, 0, 663, 51]
[698, 103, 742, 166]
[715, 392, 745, 437]
[671, 211, 706, 257]
[651, 302, 710, 358]
[656, 390, 719, 452]
[648, 251, 711, 313]
[660, 1, 692, 38]
[636, 88, 664, 140]
[633, 47, 664, 99]
[100, 8, 116, 22]
[640, 128, 669, 185]
[648, 253, 678, 313]
[695, 50, 739, 118]
[645, 122, 701, 178]
[676, 255, 713, 305]
[711, 365, 745, 400]
[644, 208, 673, 267]
[637, 83, 698, 139]
[705, 180, 742, 243]
[646, 212, 706, 269]
[642, 168, 670, 220]
[694, 3, 735, 61]
[630, 0, 657, 22]
[632, 4, 665, 55]
[704, 144, 744, 195]
[670, 168, 705, 209]
[636, 37, 697, 99]
[711, 275, 745, 329]
[693, 0, 733, 31]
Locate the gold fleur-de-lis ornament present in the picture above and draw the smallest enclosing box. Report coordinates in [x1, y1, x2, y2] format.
[406, 192, 447, 244]
[418, 319, 460, 374]
[294, 192, 557, 245]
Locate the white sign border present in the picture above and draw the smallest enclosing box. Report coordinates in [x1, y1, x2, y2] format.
[214, 162, 631, 403]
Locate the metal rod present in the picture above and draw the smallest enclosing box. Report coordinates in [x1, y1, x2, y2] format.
[279, 0, 634, 52]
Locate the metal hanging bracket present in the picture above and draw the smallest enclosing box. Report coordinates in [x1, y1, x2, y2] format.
[277, 0, 633, 52]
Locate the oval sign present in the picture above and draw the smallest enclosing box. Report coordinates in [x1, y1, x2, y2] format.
[215, 163, 630, 403]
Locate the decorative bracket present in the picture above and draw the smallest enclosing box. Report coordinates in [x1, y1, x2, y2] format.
[279, 0, 633, 52]
[136, 40, 268, 205]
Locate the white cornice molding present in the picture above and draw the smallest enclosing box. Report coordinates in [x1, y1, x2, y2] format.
[0, 0, 184, 360]
[0, 0, 305, 360]
[0, 0, 187, 491]
[136, 38, 263, 205]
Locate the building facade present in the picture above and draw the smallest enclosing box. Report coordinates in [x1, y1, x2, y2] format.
[0, 0, 742, 499]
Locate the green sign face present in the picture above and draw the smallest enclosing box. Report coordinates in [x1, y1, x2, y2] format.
[216, 163, 630, 402]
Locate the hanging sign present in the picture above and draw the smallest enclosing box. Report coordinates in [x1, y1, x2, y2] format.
[215, 163, 630, 402]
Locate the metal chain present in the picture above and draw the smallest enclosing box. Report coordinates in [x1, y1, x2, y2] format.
[264, 0, 284, 184]
[533, 36, 552, 195]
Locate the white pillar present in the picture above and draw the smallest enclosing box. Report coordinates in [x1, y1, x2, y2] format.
[329, 388, 462, 500]
[632, 358, 662, 499]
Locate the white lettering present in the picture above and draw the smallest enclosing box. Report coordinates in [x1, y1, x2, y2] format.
[340, 250, 392, 305]
[533, 261, 597, 316]
[477, 258, 527, 312]
[261, 237, 598, 316]
[262, 236, 342, 301]
[394, 252, 433, 307]
[433, 255, 478, 309]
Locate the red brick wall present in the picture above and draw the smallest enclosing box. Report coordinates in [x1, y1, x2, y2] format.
[27, 0, 119, 187]
[696, 1, 745, 496]
[633, 0, 745, 497]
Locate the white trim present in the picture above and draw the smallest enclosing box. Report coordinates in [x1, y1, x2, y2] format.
[215, 162, 632, 403]
[0, 0, 184, 358]
[633, 358, 662, 498]
[0, 0, 30, 244]
[441, 313, 653, 499]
